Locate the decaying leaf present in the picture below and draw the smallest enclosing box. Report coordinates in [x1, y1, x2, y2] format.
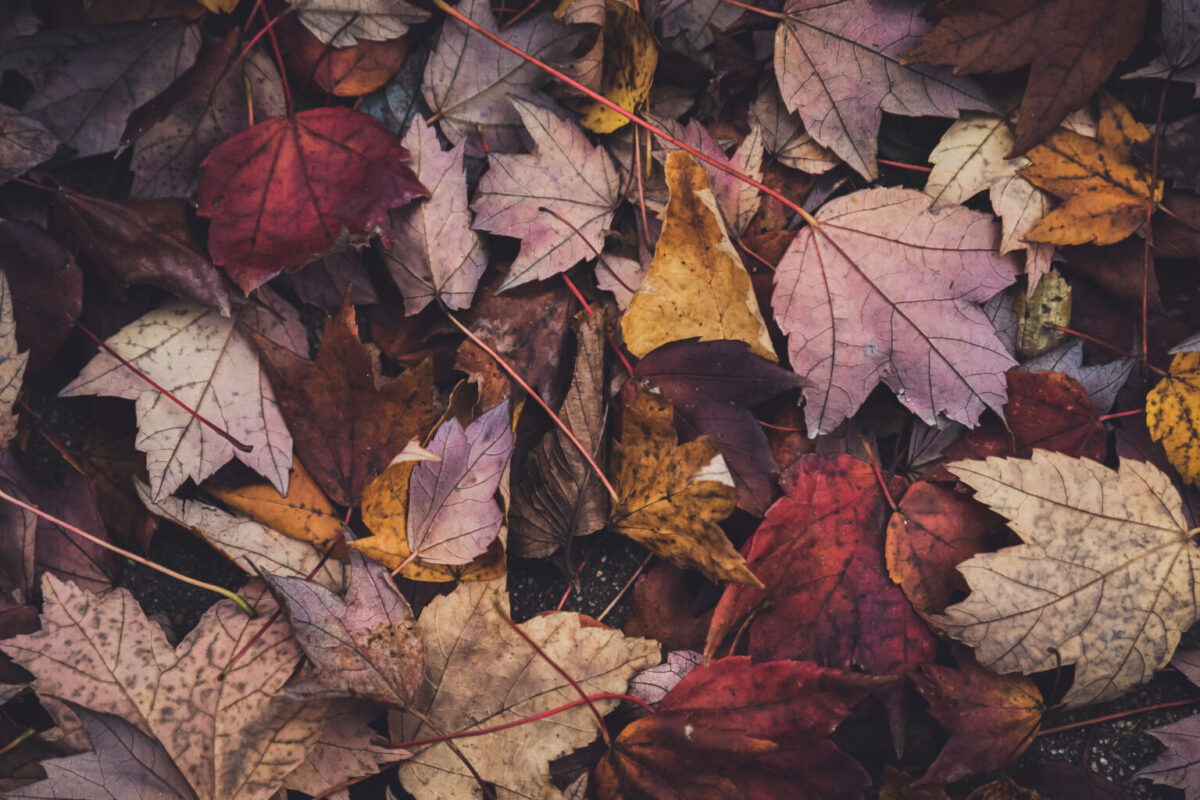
[611, 390, 759, 586]
[205, 460, 345, 550]
[1014, 268, 1071, 358]
[0, 104, 59, 182]
[622, 151, 774, 360]
[1147, 352, 1200, 486]
[772, 186, 1019, 436]
[60, 294, 304, 501]
[937, 451, 1200, 706]
[0, 272, 27, 450]
[394, 578, 660, 799]
[570, 0, 658, 134]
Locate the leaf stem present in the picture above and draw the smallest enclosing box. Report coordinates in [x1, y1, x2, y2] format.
[258, 3, 294, 115]
[1036, 697, 1200, 737]
[0, 727, 34, 757]
[0, 488, 254, 616]
[877, 158, 932, 173]
[428, 0, 821, 230]
[1098, 408, 1145, 422]
[1143, 75, 1171, 367]
[443, 308, 620, 502]
[715, 0, 786, 20]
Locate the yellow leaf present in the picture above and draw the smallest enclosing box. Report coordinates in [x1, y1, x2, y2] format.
[1019, 95, 1161, 246]
[572, 0, 658, 134]
[205, 460, 344, 549]
[1147, 352, 1200, 486]
[611, 390, 760, 586]
[621, 151, 775, 360]
[352, 460, 506, 582]
[197, 0, 239, 12]
[1014, 268, 1071, 358]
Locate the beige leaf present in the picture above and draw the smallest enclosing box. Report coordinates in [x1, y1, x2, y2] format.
[287, 0, 429, 46]
[0, 271, 28, 449]
[925, 113, 1054, 293]
[936, 451, 1200, 706]
[394, 579, 660, 799]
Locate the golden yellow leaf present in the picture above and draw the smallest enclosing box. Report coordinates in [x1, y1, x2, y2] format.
[1020, 95, 1162, 246]
[352, 460, 506, 583]
[611, 390, 760, 586]
[621, 150, 775, 361]
[205, 460, 344, 549]
[571, 0, 658, 134]
[196, 0, 239, 12]
[1147, 352, 1200, 486]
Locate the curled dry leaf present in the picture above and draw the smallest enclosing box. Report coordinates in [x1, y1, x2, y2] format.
[611, 390, 759, 586]
[937, 451, 1200, 706]
[394, 578, 660, 800]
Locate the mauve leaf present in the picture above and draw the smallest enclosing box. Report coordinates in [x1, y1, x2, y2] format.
[1138, 713, 1200, 797]
[774, 0, 993, 180]
[1019, 340, 1135, 413]
[0, 104, 58, 182]
[0, 219, 82, 371]
[197, 107, 426, 294]
[472, 97, 620, 291]
[0, 21, 201, 158]
[772, 186, 1019, 437]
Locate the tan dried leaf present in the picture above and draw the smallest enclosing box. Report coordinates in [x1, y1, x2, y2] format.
[0, 271, 28, 449]
[935, 451, 1200, 706]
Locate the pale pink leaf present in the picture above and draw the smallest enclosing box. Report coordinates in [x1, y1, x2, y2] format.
[407, 400, 513, 564]
[284, 708, 406, 800]
[384, 118, 486, 314]
[772, 186, 1018, 436]
[627, 650, 703, 707]
[774, 0, 994, 180]
[1138, 714, 1200, 796]
[472, 98, 619, 291]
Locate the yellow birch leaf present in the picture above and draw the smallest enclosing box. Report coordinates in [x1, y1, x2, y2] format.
[1020, 95, 1162, 246]
[572, 0, 658, 134]
[205, 460, 343, 549]
[611, 389, 761, 586]
[1147, 352, 1200, 486]
[621, 150, 775, 360]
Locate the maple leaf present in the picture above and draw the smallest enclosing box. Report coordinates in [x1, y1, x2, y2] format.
[60, 292, 304, 501]
[393, 578, 660, 799]
[278, 15, 410, 98]
[595, 657, 888, 799]
[654, 0, 743, 52]
[0, 219, 82, 370]
[1, 576, 323, 800]
[128, 33, 286, 199]
[250, 296, 438, 507]
[568, 0, 657, 135]
[622, 152, 774, 361]
[772, 186, 1019, 437]
[611, 390, 758, 586]
[0, 273, 27, 450]
[0, 20, 201, 157]
[510, 309, 609, 558]
[0, 104, 59, 182]
[1020, 340, 1135, 414]
[936, 451, 1200, 706]
[1019, 95, 1162, 246]
[1147, 352, 1200, 486]
[281, 237, 378, 311]
[633, 338, 805, 516]
[197, 106, 427, 294]
[31, 467, 115, 596]
[904, 0, 1149, 155]
[383, 118, 487, 314]
[1138, 714, 1200, 797]
[773, 0, 994, 180]
[925, 113, 1054, 292]
[749, 78, 838, 175]
[422, 0, 578, 153]
[284, 708, 405, 798]
[287, 0, 429, 47]
[471, 97, 619, 290]
[626, 649, 703, 707]
[262, 550, 424, 706]
[205, 460, 345, 549]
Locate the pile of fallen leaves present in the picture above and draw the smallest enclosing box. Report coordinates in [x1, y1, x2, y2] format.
[2, 0, 1200, 798]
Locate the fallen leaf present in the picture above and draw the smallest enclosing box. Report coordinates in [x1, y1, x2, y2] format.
[510, 309, 609, 558]
[1019, 761, 1135, 800]
[622, 561, 713, 652]
[570, 0, 657, 134]
[1019, 94, 1161, 246]
[197, 106, 426, 293]
[205, 460, 344, 549]
[924, 113, 1054, 291]
[137, 482, 347, 590]
[881, 766, 952, 800]
[1132, 114, 1200, 194]
[904, 0, 1148, 155]
[936, 451, 1200, 706]
[0, 219, 82, 370]
[0, 273, 27, 450]
[1006, 370, 1106, 460]
[33, 469, 115, 596]
[772, 186, 1019, 436]
[1148, 353, 1200, 486]
[0, 104, 58, 182]
[283, 708, 405, 800]
[749, 78, 838, 174]
[622, 151, 774, 360]
[0, 454, 37, 601]
[278, 14, 409, 97]
[287, 0, 428, 46]
[0, 20, 201, 157]
[393, 578, 660, 799]
[250, 296, 438, 507]
[1, 576, 324, 800]
[1138, 714, 1200, 798]
[262, 550, 424, 706]
[595, 657, 886, 800]
[654, 0, 741, 52]
[626, 649, 702, 707]
[611, 390, 758, 586]
[383, 117, 487, 314]
[472, 96, 619, 290]
[60, 293, 303, 501]
[966, 776, 1045, 800]
[280, 237, 378, 311]
[1020, 340, 1135, 413]
[422, 0, 577, 153]
[633, 338, 805, 516]
[886, 480, 999, 617]
[912, 660, 1043, 784]
[774, 0, 993, 179]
